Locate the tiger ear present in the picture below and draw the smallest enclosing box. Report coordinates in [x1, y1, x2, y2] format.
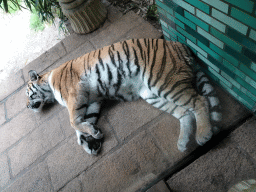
[28, 70, 39, 81]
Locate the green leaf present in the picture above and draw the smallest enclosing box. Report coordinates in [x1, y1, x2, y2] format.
[3, 0, 8, 12]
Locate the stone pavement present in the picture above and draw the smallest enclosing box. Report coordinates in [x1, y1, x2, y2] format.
[0, 3, 255, 192]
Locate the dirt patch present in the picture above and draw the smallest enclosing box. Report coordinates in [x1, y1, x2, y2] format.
[0, 9, 67, 82]
[107, 0, 162, 31]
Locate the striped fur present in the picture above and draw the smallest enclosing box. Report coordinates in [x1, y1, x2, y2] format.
[26, 39, 221, 154]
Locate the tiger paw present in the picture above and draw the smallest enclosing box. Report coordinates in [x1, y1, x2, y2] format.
[196, 130, 213, 146]
[80, 135, 103, 155]
[177, 142, 187, 152]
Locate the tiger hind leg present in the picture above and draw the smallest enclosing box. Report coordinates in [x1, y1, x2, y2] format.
[140, 87, 195, 152]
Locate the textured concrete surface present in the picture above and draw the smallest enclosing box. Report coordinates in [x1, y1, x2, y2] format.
[0, 2, 254, 192]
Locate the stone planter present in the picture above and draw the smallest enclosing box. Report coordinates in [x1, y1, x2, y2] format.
[59, 0, 107, 34]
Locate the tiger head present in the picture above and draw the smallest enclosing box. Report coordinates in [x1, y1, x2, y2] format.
[26, 70, 55, 112]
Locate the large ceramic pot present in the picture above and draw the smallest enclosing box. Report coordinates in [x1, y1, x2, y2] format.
[59, 0, 107, 34]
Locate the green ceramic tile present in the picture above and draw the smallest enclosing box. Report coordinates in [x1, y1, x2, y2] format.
[236, 77, 256, 96]
[221, 71, 241, 88]
[176, 26, 197, 43]
[187, 39, 208, 58]
[209, 43, 239, 66]
[223, 60, 245, 78]
[158, 7, 166, 16]
[233, 87, 255, 107]
[197, 53, 220, 72]
[184, 0, 210, 14]
[210, 27, 242, 52]
[225, 45, 252, 66]
[162, 25, 178, 40]
[251, 62, 256, 73]
[244, 47, 256, 63]
[241, 87, 256, 102]
[212, 9, 248, 35]
[200, 0, 229, 13]
[249, 29, 256, 41]
[223, 0, 254, 13]
[197, 27, 224, 48]
[226, 86, 238, 98]
[184, 11, 209, 32]
[240, 64, 256, 82]
[245, 76, 256, 89]
[186, 26, 209, 46]
[227, 27, 256, 52]
[156, 0, 174, 15]
[208, 67, 232, 87]
[172, 0, 195, 14]
[231, 7, 256, 30]
[175, 12, 196, 30]
[197, 41, 222, 62]
[166, 13, 185, 29]
[163, 30, 170, 38]
[196, 10, 226, 33]
[160, 19, 168, 28]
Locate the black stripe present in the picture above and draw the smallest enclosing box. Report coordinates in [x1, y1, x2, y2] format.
[180, 94, 198, 107]
[171, 86, 194, 100]
[107, 64, 113, 85]
[132, 48, 140, 75]
[84, 113, 100, 119]
[158, 101, 168, 109]
[137, 39, 144, 60]
[76, 104, 88, 111]
[150, 100, 160, 106]
[59, 63, 69, 97]
[95, 65, 105, 93]
[122, 41, 132, 77]
[117, 51, 125, 76]
[114, 71, 122, 93]
[98, 50, 105, 70]
[148, 41, 158, 89]
[108, 47, 117, 67]
[163, 78, 192, 99]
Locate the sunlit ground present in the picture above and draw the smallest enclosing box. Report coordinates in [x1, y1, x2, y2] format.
[0, 9, 66, 82]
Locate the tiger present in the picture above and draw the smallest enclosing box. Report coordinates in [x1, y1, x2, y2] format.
[26, 38, 221, 155]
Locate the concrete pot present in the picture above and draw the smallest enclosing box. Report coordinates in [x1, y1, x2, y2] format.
[59, 0, 107, 34]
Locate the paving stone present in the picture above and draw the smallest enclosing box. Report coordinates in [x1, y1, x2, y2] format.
[79, 131, 169, 192]
[0, 154, 10, 188]
[90, 11, 145, 49]
[106, 99, 161, 141]
[230, 117, 256, 160]
[42, 41, 96, 74]
[59, 177, 82, 192]
[119, 19, 162, 41]
[23, 42, 66, 82]
[0, 70, 24, 101]
[215, 86, 251, 129]
[33, 101, 65, 126]
[107, 5, 123, 23]
[5, 87, 27, 119]
[8, 115, 64, 176]
[148, 113, 196, 161]
[167, 139, 256, 192]
[58, 109, 75, 138]
[47, 116, 118, 191]
[0, 109, 37, 154]
[0, 103, 6, 126]
[146, 180, 170, 192]
[3, 162, 53, 192]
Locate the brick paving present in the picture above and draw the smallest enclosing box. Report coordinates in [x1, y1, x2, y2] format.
[0, 3, 255, 192]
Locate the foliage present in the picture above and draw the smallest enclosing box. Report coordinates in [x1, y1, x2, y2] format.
[30, 9, 45, 31]
[0, 0, 21, 14]
[0, 0, 67, 31]
[146, 4, 158, 20]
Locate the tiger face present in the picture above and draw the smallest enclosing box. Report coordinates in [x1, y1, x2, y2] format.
[26, 70, 54, 112]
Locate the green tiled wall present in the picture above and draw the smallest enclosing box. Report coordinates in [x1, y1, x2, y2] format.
[156, 0, 256, 113]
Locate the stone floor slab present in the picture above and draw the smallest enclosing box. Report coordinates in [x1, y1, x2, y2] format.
[146, 180, 170, 192]
[230, 117, 256, 160]
[0, 109, 37, 154]
[0, 70, 24, 101]
[0, 103, 6, 126]
[167, 139, 256, 192]
[8, 115, 64, 176]
[47, 116, 118, 191]
[59, 177, 82, 192]
[0, 154, 10, 188]
[90, 11, 146, 49]
[5, 86, 27, 119]
[23, 42, 66, 82]
[79, 131, 169, 192]
[106, 99, 161, 141]
[3, 162, 53, 192]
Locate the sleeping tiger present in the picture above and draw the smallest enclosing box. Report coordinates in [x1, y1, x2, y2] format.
[26, 39, 221, 155]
